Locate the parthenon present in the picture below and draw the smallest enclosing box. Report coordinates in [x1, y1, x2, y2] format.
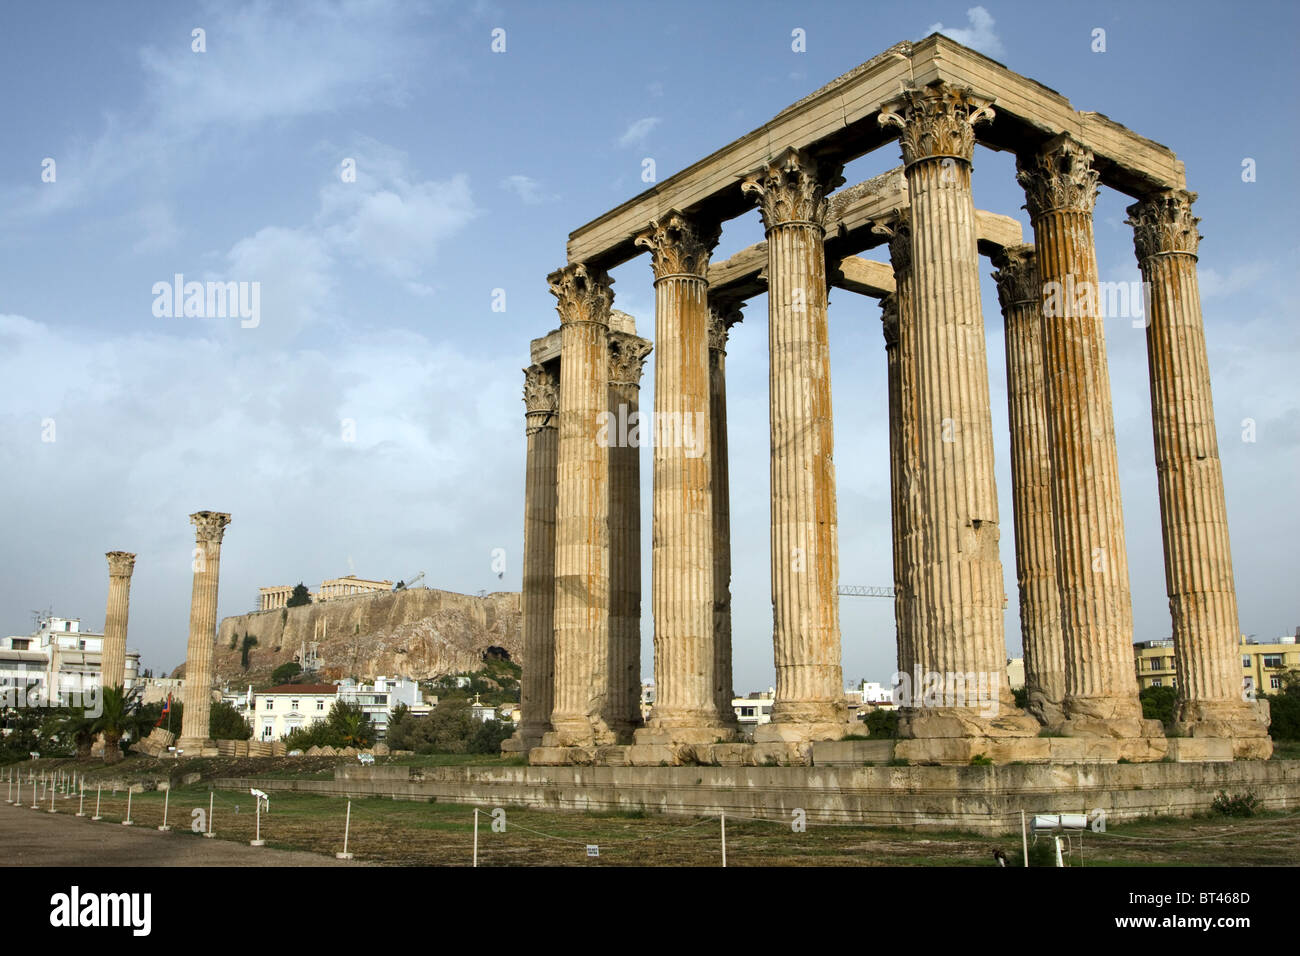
[506, 35, 1271, 766]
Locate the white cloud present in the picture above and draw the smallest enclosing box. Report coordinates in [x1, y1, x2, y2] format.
[928, 6, 1005, 58]
[1199, 261, 1272, 298]
[617, 117, 661, 148]
[500, 174, 556, 205]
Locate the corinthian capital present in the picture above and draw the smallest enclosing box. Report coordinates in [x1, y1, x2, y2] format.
[990, 244, 1039, 311]
[878, 82, 994, 166]
[1016, 134, 1100, 219]
[606, 332, 652, 386]
[872, 209, 912, 276]
[522, 364, 559, 425]
[106, 551, 136, 577]
[741, 147, 845, 231]
[190, 511, 231, 545]
[548, 262, 613, 326]
[1126, 190, 1201, 261]
[879, 293, 899, 348]
[633, 211, 720, 281]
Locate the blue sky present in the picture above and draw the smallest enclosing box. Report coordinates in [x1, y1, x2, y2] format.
[2, 0, 1297, 692]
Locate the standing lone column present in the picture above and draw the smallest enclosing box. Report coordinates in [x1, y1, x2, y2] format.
[633, 211, 733, 746]
[179, 511, 231, 749]
[708, 299, 742, 731]
[506, 363, 560, 753]
[544, 263, 614, 749]
[992, 245, 1066, 726]
[1126, 190, 1271, 757]
[605, 322, 652, 741]
[101, 551, 136, 691]
[1017, 135, 1146, 738]
[879, 83, 1034, 737]
[742, 148, 848, 742]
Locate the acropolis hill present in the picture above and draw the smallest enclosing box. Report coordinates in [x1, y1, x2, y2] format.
[170, 588, 522, 686]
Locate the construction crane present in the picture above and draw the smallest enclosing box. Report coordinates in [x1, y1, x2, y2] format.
[837, 585, 895, 598]
[393, 570, 425, 591]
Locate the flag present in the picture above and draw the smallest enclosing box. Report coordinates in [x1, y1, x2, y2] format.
[155, 693, 171, 727]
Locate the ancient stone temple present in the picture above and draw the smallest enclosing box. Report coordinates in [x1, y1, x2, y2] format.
[100, 551, 136, 691]
[513, 35, 1270, 765]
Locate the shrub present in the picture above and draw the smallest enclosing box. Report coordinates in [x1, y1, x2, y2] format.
[1210, 790, 1259, 817]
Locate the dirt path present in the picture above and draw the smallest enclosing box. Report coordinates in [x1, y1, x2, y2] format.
[0, 801, 358, 867]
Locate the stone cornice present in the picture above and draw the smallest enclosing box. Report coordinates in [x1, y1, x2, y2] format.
[878, 81, 994, 166]
[190, 511, 231, 545]
[990, 244, 1039, 311]
[547, 262, 613, 326]
[1016, 134, 1100, 219]
[523, 364, 559, 424]
[1126, 189, 1200, 261]
[606, 332, 652, 386]
[741, 147, 845, 232]
[106, 551, 136, 577]
[633, 211, 720, 281]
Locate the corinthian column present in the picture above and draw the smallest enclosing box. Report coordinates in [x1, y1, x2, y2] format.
[101, 551, 136, 691]
[1017, 135, 1144, 736]
[875, 214, 917, 694]
[1126, 190, 1270, 755]
[606, 325, 652, 741]
[179, 511, 230, 749]
[878, 83, 1033, 736]
[742, 149, 847, 742]
[708, 298, 742, 730]
[506, 363, 559, 752]
[633, 211, 733, 745]
[991, 245, 1065, 726]
[544, 263, 614, 748]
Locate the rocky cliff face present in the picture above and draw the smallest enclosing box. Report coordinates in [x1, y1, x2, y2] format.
[178, 588, 522, 685]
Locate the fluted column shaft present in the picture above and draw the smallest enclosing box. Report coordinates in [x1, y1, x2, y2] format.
[606, 332, 652, 739]
[1127, 191, 1264, 741]
[993, 246, 1065, 724]
[546, 264, 613, 747]
[515, 364, 559, 748]
[743, 148, 847, 739]
[180, 511, 230, 746]
[1017, 136, 1142, 731]
[634, 212, 731, 742]
[101, 551, 136, 691]
[708, 303, 740, 729]
[880, 85, 1025, 728]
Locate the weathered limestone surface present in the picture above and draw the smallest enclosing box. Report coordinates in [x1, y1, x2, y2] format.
[1127, 190, 1270, 758]
[506, 364, 560, 752]
[991, 245, 1065, 726]
[606, 325, 652, 740]
[100, 551, 136, 691]
[743, 148, 847, 742]
[707, 301, 741, 730]
[880, 83, 1035, 740]
[633, 212, 733, 746]
[179, 511, 230, 749]
[1018, 135, 1147, 738]
[545, 264, 614, 748]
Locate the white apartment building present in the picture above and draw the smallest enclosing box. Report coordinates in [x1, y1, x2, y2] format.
[1, 616, 139, 707]
[337, 676, 430, 739]
[250, 683, 337, 741]
[732, 689, 775, 737]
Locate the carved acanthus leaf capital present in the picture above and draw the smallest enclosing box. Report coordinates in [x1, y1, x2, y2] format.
[547, 262, 613, 326]
[522, 364, 559, 425]
[878, 82, 994, 165]
[990, 244, 1039, 311]
[190, 511, 231, 545]
[879, 293, 899, 347]
[707, 298, 744, 353]
[741, 147, 846, 231]
[1126, 190, 1201, 261]
[1016, 135, 1100, 219]
[633, 211, 719, 281]
[872, 209, 913, 275]
[106, 551, 136, 577]
[606, 333, 652, 386]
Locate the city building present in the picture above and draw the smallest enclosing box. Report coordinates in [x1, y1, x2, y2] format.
[731, 689, 775, 737]
[249, 683, 337, 741]
[337, 675, 429, 738]
[1133, 630, 1300, 695]
[0, 616, 139, 706]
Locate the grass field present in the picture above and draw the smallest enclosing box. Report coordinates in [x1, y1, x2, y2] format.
[11, 779, 1299, 867]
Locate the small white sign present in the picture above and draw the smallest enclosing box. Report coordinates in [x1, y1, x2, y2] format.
[586, 845, 599, 858]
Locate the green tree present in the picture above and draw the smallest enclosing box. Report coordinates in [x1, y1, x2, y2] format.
[469, 718, 514, 754]
[49, 707, 98, 759]
[240, 634, 259, 670]
[328, 701, 374, 749]
[209, 700, 252, 740]
[1140, 685, 1177, 729]
[271, 661, 303, 685]
[1261, 667, 1300, 741]
[286, 583, 312, 608]
[91, 687, 134, 764]
[864, 708, 899, 739]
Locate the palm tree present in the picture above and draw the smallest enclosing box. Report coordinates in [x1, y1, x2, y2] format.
[92, 687, 133, 764]
[50, 707, 98, 759]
